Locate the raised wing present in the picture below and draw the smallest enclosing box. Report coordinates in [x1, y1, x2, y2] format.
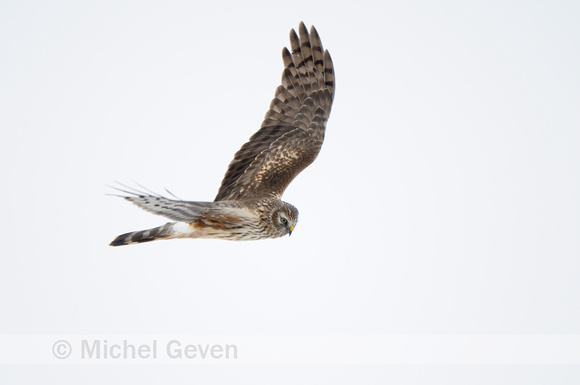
[214, 22, 335, 202]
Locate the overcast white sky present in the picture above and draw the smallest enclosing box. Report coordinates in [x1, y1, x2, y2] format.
[1, 0, 579, 383]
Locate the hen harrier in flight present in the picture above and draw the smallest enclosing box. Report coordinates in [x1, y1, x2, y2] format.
[110, 22, 335, 246]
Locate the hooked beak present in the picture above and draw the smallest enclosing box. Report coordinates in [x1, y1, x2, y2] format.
[288, 225, 294, 236]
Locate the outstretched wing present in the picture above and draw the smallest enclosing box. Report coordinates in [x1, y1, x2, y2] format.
[110, 183, 251, 224]
[214, 22, 335, 202]
[110, 184, 216, 222]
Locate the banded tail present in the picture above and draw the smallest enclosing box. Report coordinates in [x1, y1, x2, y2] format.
[110, 222, 193, 246]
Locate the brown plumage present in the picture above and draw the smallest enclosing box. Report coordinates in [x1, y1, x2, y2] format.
[110, 22, 334, 246]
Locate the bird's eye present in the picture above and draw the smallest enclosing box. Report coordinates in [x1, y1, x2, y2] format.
[280, 217, 288, 225]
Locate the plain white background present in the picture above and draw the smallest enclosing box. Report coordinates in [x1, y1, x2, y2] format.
[1, 0, 579, 383]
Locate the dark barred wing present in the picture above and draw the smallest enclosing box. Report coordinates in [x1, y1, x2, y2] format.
[214, 22, 335, 202]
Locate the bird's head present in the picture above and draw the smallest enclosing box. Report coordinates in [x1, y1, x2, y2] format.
[272, 202, 299, 237]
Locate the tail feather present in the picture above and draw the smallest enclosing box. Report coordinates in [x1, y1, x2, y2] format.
[110, 222, 182, 246]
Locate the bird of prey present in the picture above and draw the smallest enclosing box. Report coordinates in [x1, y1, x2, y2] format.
[110, 22, 335, 246]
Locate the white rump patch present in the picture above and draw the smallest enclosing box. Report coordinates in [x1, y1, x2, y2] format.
[172, 222, 196, 235]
